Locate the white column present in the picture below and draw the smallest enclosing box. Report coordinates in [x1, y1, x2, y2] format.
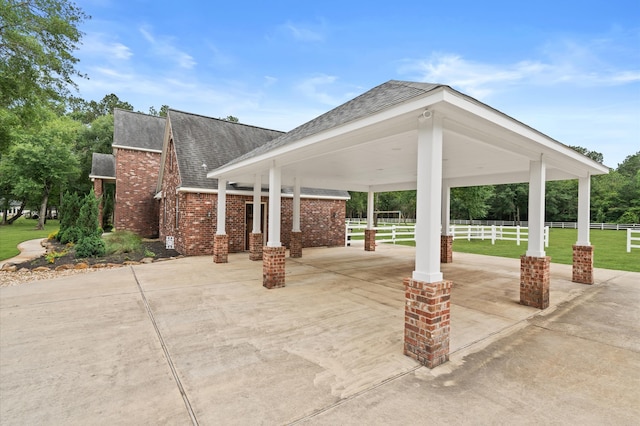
[267, 164, 282, 247]
[413, 112, 444, 283]
[293, 177, 301, 232]
[216, 178, 227, 235]
[366, 191, 375, 229]
[442, 182, 451, 235]
[526, 159, 546, 257]
[576, 175, 591, 246]
[253, 174, 261, 233]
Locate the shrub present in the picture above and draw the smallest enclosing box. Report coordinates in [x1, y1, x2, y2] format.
[48, 230, 59, 241]
[75, 235, 106, 258]
[77, 189, 102, 240]
[58, 192, 81, 237]
[58, 226, 82, 244]
[104, 230, 142, 254]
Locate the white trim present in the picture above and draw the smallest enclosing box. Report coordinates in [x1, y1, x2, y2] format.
[175, 186, 350, 200]
[112, 144, 163, 154]
[89, 175, 116, 181]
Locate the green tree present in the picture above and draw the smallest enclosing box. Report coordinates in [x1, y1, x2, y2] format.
[451, 186, 494, 221]
[67, 94, 133, 124]
[0, 113, 81, 229]
[0, 0, 89, 120]
[148, 105, 169, 117]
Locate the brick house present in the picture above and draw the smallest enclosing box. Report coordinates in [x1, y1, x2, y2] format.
[157, 109, 348, 256]
[91, 109, 348, 255]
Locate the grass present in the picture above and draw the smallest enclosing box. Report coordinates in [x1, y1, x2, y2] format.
[104, 231, 143, 255]
[395, 228, 639, 272]
[0, 217, 60, 261]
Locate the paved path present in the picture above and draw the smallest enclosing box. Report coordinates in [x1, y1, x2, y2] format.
[0, 238, 46, 268]
[1, 247, 638, 425]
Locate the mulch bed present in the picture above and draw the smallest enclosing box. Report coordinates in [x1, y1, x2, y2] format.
[13, 239, 182, 271]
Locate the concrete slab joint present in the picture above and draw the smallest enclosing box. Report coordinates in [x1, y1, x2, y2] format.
[213, 234, 229, 264]
[263, 246, 286, 289]
[249, 233, 263, 261]
[520, 255, 550, 309]
[572, 245, 594, 285]
[290, 231, 303, 258]
[403, 278, 453, 368]
[364, 229, 376, 252]
[440, 235, 453, 263]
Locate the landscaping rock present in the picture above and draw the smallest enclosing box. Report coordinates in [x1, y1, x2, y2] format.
[140, 257, 154, 264]
[33, 267, 51, 272]
[74, 263, 89, 270]
[2, 264, 17, 272]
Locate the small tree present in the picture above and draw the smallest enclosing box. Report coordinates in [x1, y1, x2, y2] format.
[74, 189, 105, 257]
[57, 191, 82, 243]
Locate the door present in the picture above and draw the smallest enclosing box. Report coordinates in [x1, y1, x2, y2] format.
[245, 202, 266, 250]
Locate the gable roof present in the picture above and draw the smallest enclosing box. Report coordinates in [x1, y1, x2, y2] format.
[89, 153, 115, 180]
[209, 79, 609, 192]
[225, 80, 442, 167]
[167, 109, 285, 189]
[113, 109, 165, 152]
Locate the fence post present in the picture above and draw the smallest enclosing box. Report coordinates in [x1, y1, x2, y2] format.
[491, 225, 496, 245]
[544, 226, 549, 248]
[628, 228, 632, 253]
[392, 225, 396, 244]
[467, 225, 471, 241]
[516, 226, 521, 246]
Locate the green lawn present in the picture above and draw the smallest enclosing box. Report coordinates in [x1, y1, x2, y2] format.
[0, 217, 60, 261]
[395, 228, 639, 272]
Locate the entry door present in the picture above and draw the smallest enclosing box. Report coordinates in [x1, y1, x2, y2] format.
[245, 203, 266, 250]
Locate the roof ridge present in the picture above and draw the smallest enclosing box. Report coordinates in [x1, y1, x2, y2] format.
[168, 109, 285, 134]
[114, 108, 166, 121]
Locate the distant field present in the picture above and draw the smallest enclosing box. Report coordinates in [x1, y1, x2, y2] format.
[369, 225, 640, 273]
[0, 217, 60, 261]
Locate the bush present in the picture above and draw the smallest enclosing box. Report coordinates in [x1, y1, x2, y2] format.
[77, 189, 102, 240]
[104, 230, 142, 254]
[58, 192, 81, 236]
[58, 226, 82, 244]
[75, 235, 106, 258]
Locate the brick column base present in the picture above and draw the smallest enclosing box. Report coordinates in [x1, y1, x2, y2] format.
[249, 233, 263, 261]
[364, 229, 376, 251]
[290, 231, 302, 258]
[404, 278, 453, 368]
[520, 255, 550, 309]
[440, 235, 453, 263]
[572, 245, 594, 284]
[263, 246, 286, 289]
[213, 234, 229, 264]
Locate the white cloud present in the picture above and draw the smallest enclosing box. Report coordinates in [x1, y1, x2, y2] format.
[295, 75, 341, 105]
[399, 38, 640, 99]
[79, 33, 133, 61]
[279, 20, 326, 42]
[139, 26, 196, 69]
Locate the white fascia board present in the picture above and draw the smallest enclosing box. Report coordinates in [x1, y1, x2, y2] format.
[442, 90, 609, 175]
[208, 89, 447, 179]
[176, 187, 350, 200]
[112, 144, 163, 154]
[89, 175, 116, 181]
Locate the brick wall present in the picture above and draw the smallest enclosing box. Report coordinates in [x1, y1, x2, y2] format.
[114, 147, 161, 237]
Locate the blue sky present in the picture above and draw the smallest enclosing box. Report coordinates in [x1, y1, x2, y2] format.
[74, 0, 639, 168]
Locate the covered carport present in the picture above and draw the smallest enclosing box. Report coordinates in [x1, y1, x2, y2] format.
[207, 80, 609, 368]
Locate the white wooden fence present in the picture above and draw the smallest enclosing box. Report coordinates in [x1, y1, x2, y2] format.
[345, 223, 549, 247]
[627, 229, 640, 252]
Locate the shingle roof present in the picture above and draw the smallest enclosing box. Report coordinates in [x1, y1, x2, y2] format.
[169, 110, 350, 199]
[169, 110, 284, 189]
[89, 153, 116, 179]
[113, 109, 165, 151]
[225, 80, 443, 166]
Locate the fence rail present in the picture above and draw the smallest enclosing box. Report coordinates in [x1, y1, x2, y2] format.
[345, 223, 549, 247]
[627, 229, 640, 253]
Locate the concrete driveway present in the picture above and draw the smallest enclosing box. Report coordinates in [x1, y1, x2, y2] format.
[1, 245, 638, 425]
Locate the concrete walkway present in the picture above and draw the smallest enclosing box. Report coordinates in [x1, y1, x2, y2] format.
[1, 245, 638, 425]
[0, 238, 47, 268]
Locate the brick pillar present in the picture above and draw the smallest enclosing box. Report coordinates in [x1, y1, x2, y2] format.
[213, 234, 229, 263]
[440, 235, 453, 263]
[520, 255, 550, 309]
[93, 178, 104, 228]
[572, 245, 594, 284]
[404, 278, 453, 368]
[263, 246, 286, 289]
[249, 233, 263, 261]
[364, 229, 376, 251]
[290, 231, 302, 258]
